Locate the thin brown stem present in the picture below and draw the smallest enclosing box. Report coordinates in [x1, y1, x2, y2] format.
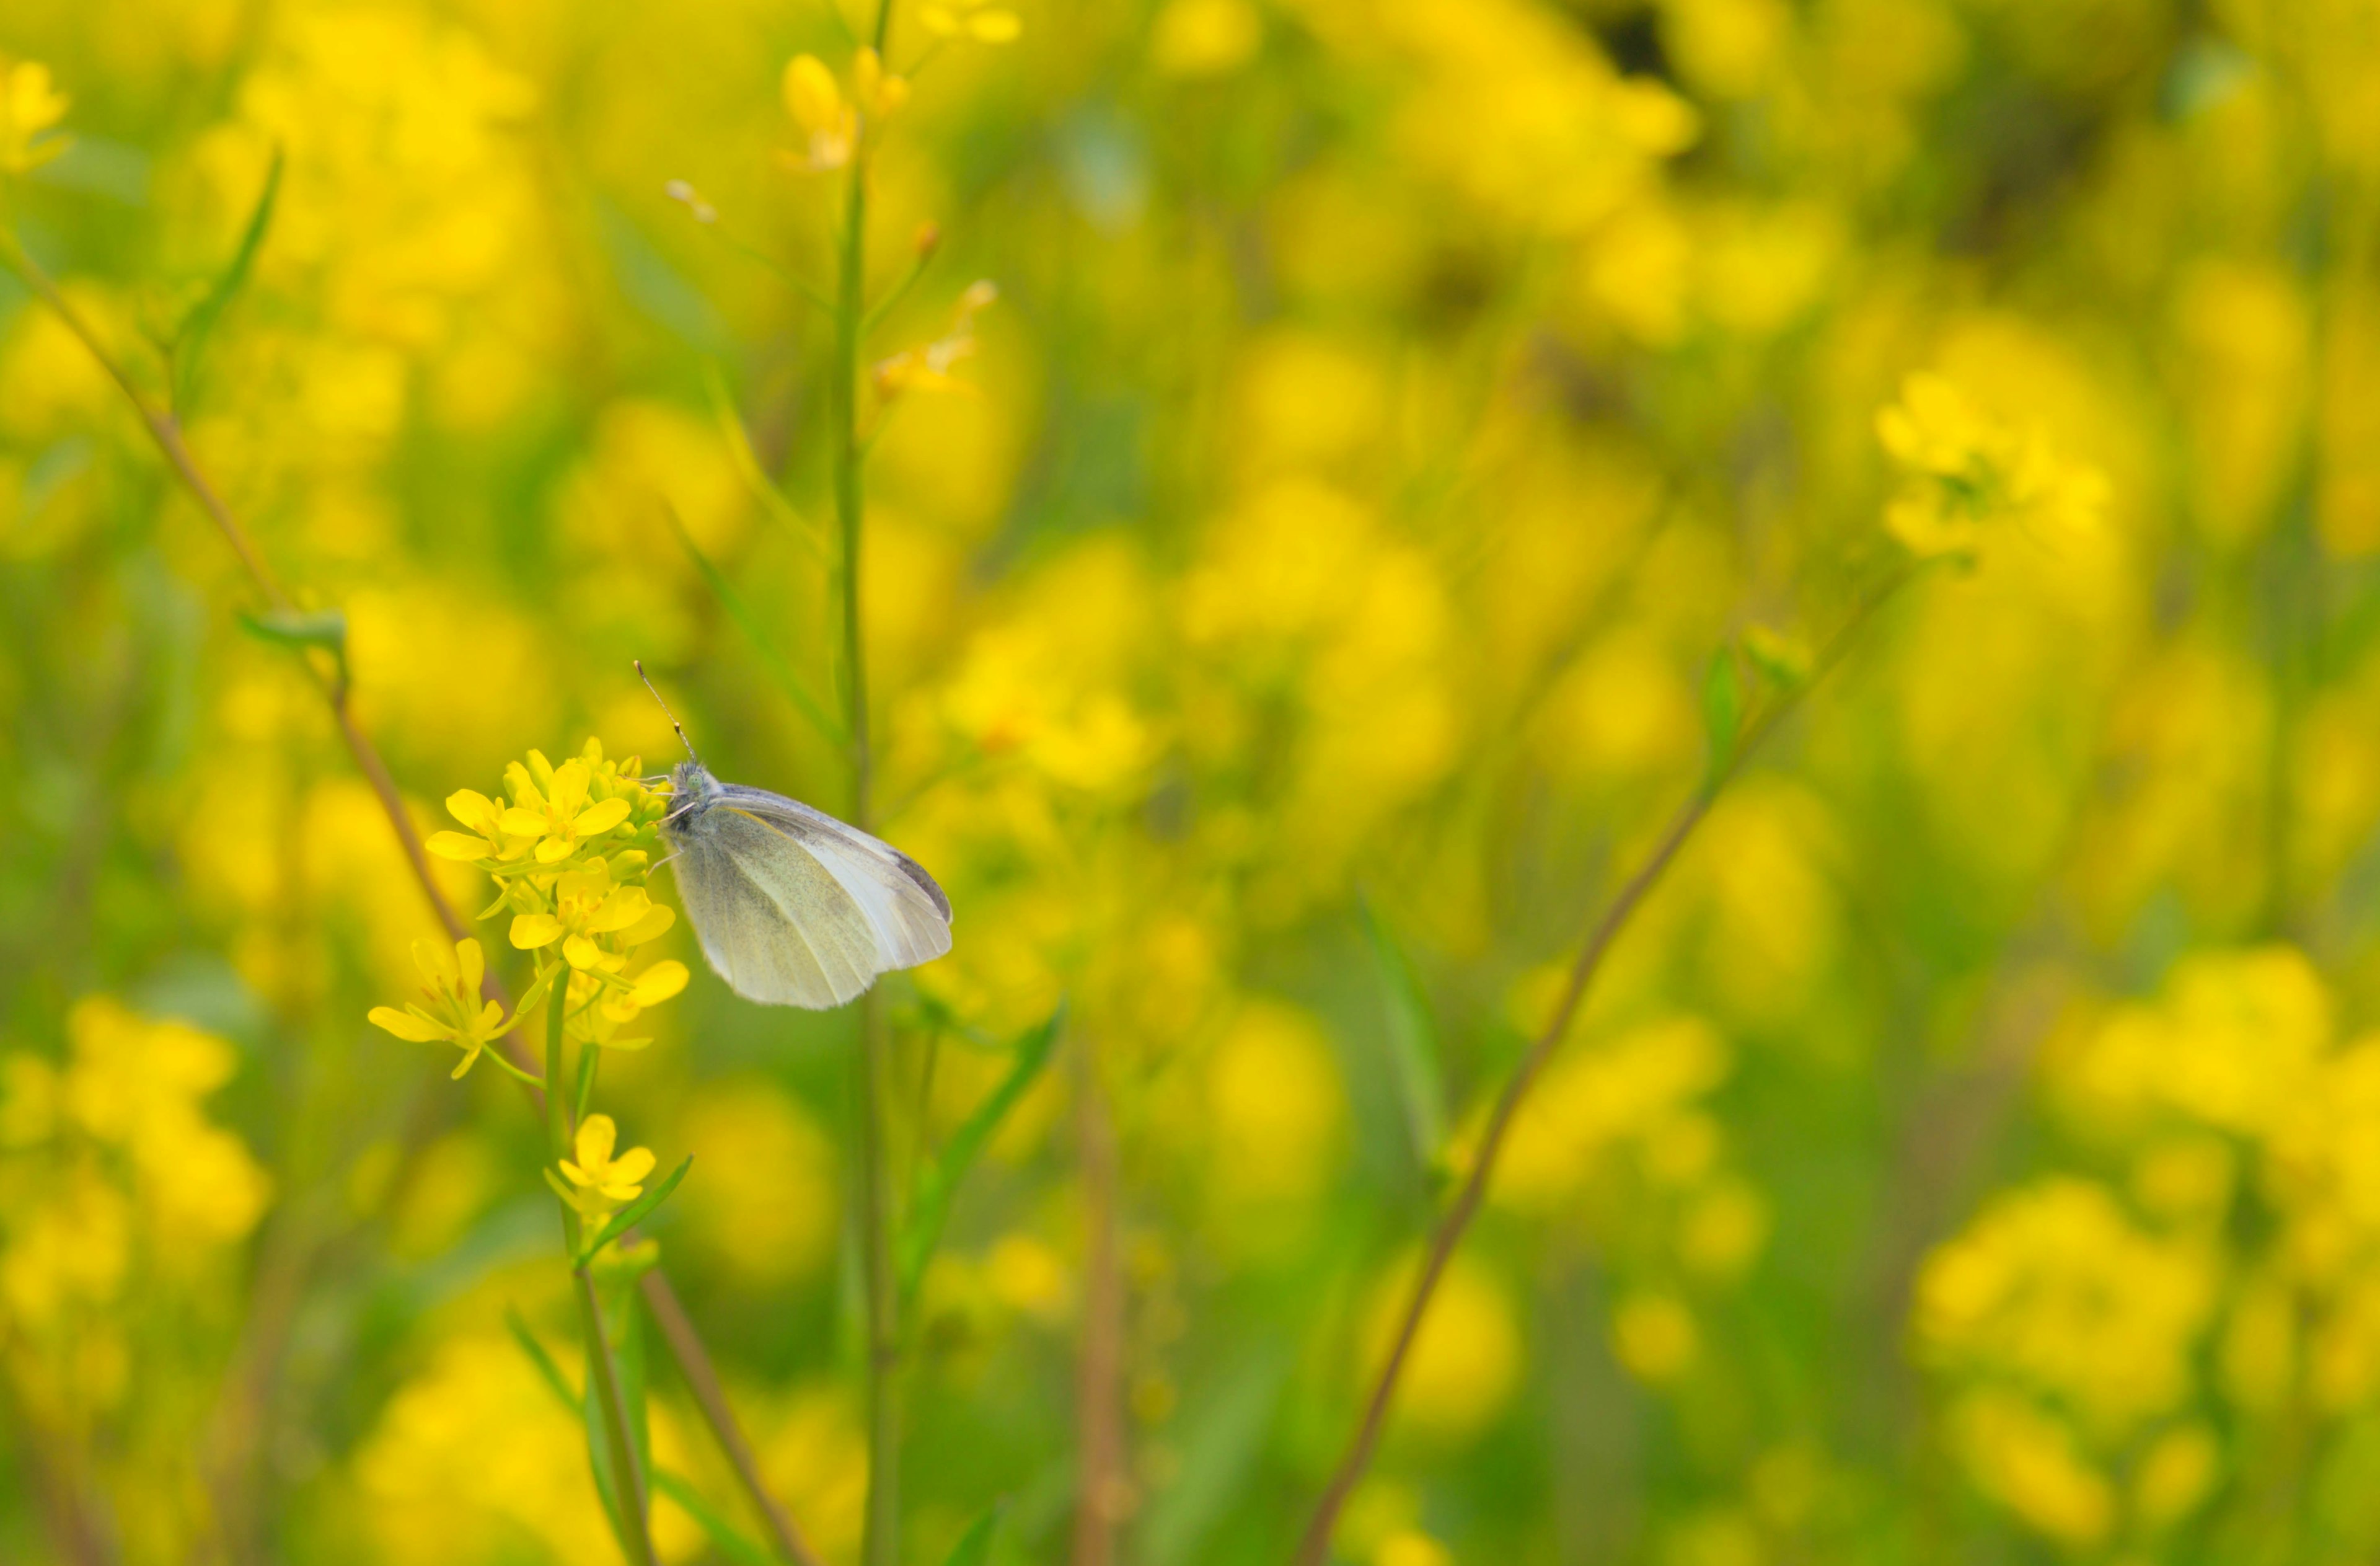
[641, 1270, 829, 1566]
[1070, 1033, 1129, 1566]
[2, 218, 826, 1564]
[1292, 568, 1918, 1565]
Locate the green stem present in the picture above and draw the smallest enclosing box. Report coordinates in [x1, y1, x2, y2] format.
[832, 13, 901, 1566]
[547, 978, 658, 1566]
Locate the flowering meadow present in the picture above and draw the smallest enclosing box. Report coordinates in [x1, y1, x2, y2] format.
[6, 0, 2380, 1562]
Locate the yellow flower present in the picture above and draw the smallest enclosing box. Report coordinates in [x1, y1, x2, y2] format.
[368, 939, 515, 1078]
[875, 281, 998, 400]
[499, 756, 633, 865]
[425, 788, 534, 864]
[509, 861, 672, 970]
[1, 56, 72, 176]
[557, 959, 690, 1052]
[557, 1113, 656, 1216]
[920, 0, 1023, 43]
[1876, 373, 2108, 560]
[780, 56, 841, 172]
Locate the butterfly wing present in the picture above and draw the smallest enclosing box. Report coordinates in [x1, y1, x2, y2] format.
[671, 789, 951, 1009]
[714, 785, 954, 971]
[671, 808, 881, 1007]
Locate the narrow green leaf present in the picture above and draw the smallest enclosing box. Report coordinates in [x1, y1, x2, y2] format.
[174, 146, 282, 412]
[236, 607, 346, 655]
[939, 1503, 1004, 1566]
[651, 1471, 777, 1566]
[1701, 647, 1742, 791]
[581, 1329, 635, 1557]
[575, 1154, 692, 1268]
[702, 359, 826, 564]
[1357, 893, 1445, 1175]
[506, 1306, 578, 1409]
[899, 1004, 1065, 1303]
[661, 505, 847, 751]
[509, 1317, 764, 1566]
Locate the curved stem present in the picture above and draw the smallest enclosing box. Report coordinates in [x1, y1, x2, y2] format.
[2, 219, 819, 1566]
[1292, 567, 1921, 1566]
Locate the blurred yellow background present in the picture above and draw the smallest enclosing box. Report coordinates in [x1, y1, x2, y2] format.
[7, 0, 2380, 1562]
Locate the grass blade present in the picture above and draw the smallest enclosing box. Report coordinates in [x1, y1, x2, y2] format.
[661, 505, 848, 752]
[576, 1154, 693, 1268]
[174, 146, 282, 413]
[1357, 895, 1445, 1177]
[898, 1005, 1064, 1304]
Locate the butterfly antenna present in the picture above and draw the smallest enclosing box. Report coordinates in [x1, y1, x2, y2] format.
[634, 660, 702, 765]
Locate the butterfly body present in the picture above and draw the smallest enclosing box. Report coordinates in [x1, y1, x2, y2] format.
[661, 760, 953, 1009]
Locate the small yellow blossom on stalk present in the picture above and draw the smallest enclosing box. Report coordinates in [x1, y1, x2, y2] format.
[782, 49, 907, 172]
[499, 757, 633, 864]
[1876, 373, 2108, 560]
[509, 859, 674, 971]
[368, 939, 516, 1078]
[920, 0, 1023, 43]
[425, 788, 534, 866]
[875, 281, 998, 400]
[552, 1113, 656, 1221]
[0, 56, 72, 176]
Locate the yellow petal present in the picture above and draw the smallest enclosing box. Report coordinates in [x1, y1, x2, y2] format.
[426, 831, 490, 860]
[412, 939, 459, 988]
[630, 960, 690, 1006]
[558, 1157, 593, 1186]
[573, 797, 632, 838]
[535, 836, 578, 864]
[456, 939, 485, 994]
[500, 808, 549, 837]
[510, 914, 563, 949]
[610, 1147, 657, 1186]
[563, 934, 604, 970]
[618, 903, 677, 945]
[446, 789, 498, 827]
[369, 1006, 449, 1043]
[782, 53, 842, 135]
[590, 888, 653, 934]
[576, 1114, 619, 1169]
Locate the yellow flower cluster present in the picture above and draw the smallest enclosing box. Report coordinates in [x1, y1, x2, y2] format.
[1916, 947, 2380, 1548]
[1876, 372, 2110, 560]
[370, 740, 687, 1066]
[0, 998, 269, 1558]
[0, 53, 71, 175]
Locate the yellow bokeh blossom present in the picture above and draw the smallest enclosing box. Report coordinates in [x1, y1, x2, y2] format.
[919, 0, 1023, 44]
[1876, 372, 2108, 559]
[0, 55, 71, 175]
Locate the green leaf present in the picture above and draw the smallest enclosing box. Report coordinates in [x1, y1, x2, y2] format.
[899, 1004, 1065, 1304]
[1701, 647, 1742, 792]
[236, 606, 350, 696]
[510, 1314, 765, 1566]
[650, 1471, 777, 1566]
[575, 1154, 693, 1268]
[661, 505, 847, 751]
[1357, 893, 1445, 1176]
[174, 146, 282, 413]
[506, 1305, 578, 1409]
[236, 607, 346, 655]
[702, 359, 826, 565]
[939, 1503, 1004, 1566]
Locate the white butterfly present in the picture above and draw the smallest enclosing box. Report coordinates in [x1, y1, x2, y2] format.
[638, 665, 951, 1009]
[661, 760, 954, 1008]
